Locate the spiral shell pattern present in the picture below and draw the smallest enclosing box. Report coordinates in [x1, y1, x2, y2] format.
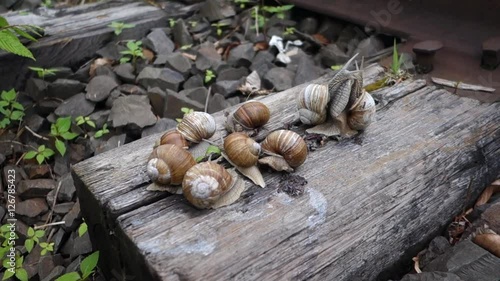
[177, 112, 217, 143]
[297, 83, 329, 125]
[261, 130, 308, 168]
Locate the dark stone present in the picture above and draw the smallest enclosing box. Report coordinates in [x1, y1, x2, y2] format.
[481, 202, 500, 233]
[57, 173, 76, 202]
[0, 154, 5, 166]
[143, 28, 175, 55]
[24, 246, 42, 279]
[71, 232, 93, 258]
[47, 79, 86, 100]
[54, 93, 95, 118]
[183, 74, 204, 89]
[336, 25, 366, 52]
[24, 165, 51, 179]
[118, 84, 146, 95]
[137, 67, 185, 92]
[46, 189, 56, 209]
[179, 87, 208, 105]
[317, 17, 345, 42]
[147, 87, 167, 117]
[227, 43, 255, 68]
[15, 198, 48, 217]
[62, 200, 81, 232]
[95, 65, 118, 80]
[207, 93, 228, 113]
[212, 80, 241, 98]
[44, 67, 73, 82]
[400, 272, 462, 281]
[250, 50, 275, 77]
[199, 0, 235, 21]
[161, 53, 192, 77]
[105, 89, 123, 108]
[195, 42, 222, 71]
[113, 63, 136, 84]
[217, 67, 249, 82]
[419, 236, 451, 268]
[109, 95, 157, 128]
[354, 36, 385, 58]
[190, 21, 210, 33]
[482, 37, 500, 69]
[54, 153, 70, 177]
[37, 99, 61, 117]
[293, 52, 323, 86]
[52, 228, 67, 253]
[65, 255, 82, 274]
[96, 41, 127, 61]
[53, 202, 75, 215]
[89, 110, 111, 129]
[24, 114, 46, 132]
[69, 143, 87, 163]
[298, 17, 319, 34]
[85, 76, 119, 102]
[164, 91, 204, 119]
[41, 265, 65, 281]
[141, 118, 178, 138]
[38, 255, 56, 280]
[319, 43, 349, 67]
[18, 179, 56, 199]
[0, 132, 23, 157]
[95, 134, 127, 154]
[24, 78, 48, 101]
[172, 19, 193, 47]
[70, 62, 91, 83]
[263, 67, 294, 91]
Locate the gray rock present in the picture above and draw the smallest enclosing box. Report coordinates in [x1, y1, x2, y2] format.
[250, 50, 275, 77]
[37, 99, 61, 117]
[164, 91, 204, 119]
[200, 0, 236, 21]
[15, 198, 48, 217]
[147, 87, 167, 117]
[227, 43, 255, 68]
[105, 89, 123, 108]
[54, 93, 95, 118]
[141, 118, 178, 138]
[195, 43, 222, 71]
[419, 236, 451, 268]
[89, 110, 111, 129]
[23, 114, 46, 135]
[207, 93, 229, 113]
[263, 67, 294, 91]
[400, 272, 463, 281]
[137, 67, 184, 92]
[184, 74, 204, 89]
[190, 21, 210, 33]
[143, 28, 175, 55]
[217, 67, 249, 81]
[109, 95, 157, 128]
[44, 67, 73, 82]
[18, 179, 56, 199]
[212, 80, 241, 98]
[95, 65, 118, 80]
[52, 228, 67, 253]
[118, 84, 146, 95]
[179, 87, 208, 105]
[0, 154, 4, 166]
[38, 255, 56, 280]
[53, 202, 75, 215]
[317, 17, 345, 42]
[24, 78, 48, 101]
[65, 255, 82, 274]
[293, 53, 323, 86]
[298, 17, 319, 34]
[47, 79, 86, 99]
[23, 245, 42, 279]
[3, 165, 27, 187]
[71, 232, 93, 258]
[336, 24, 366, 52]
[95, 134, 127, 154]
[41, 265, 65, 281]
[96, 42, 127, 61]
[46, 189, 56, 209]
[114, 63, 136, 84]
[58, 173, 76, 202]
[24, 164, 51, 179]
[172, 19, 193, 47]
[354, 36, 385, 58]
[69, 143, 88, 163]
[85, 76, 119, 102]
[62, 200, 81, 232]
[70, 63, 91, 83]
[319, 43, 349, 67]
[54, 153, 70, 177]
[161, 53, 192, 77]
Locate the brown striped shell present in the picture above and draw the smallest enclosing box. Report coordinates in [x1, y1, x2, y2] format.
[146, 144, 197, 185]
[260, 130, 308, 169]
[182, 162, 234, 209]
[159, 129, 189, 148]
[230, 101, 270, 130]
[177, 111, 217, 143]
[297, 83, 330, 125]
[347, 91, 376, 131]
[223, 132, 261, 168]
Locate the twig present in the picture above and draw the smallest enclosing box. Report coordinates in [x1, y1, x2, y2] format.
[44, 179, 62, 225]
[25, 125, 49, 140]
[34, 221, 65, 230]
[204, 86, 212, 113]
[412, 256, 422, 273]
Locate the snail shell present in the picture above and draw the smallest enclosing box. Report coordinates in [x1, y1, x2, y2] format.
[223, 132, 261, 168]
[158, 129, 189, 148]
[146, 144, 197, 186]
[259, 130, 308, 172]
[297, 83, 329, 125]
[328, 53, 363, 118]
[347, 91, 376, 131]
[177, 111, 217, 143]
[182, 162, 245, 209]
[226, 101, 270, 132]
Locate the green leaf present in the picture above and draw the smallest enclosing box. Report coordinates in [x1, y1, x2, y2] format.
[50, 124, 58, 136]
[55, 139, 66, 156]
[56, 117, 72, 133]
[0, 30, 35, 60]
[75, 116, 84, 125]
[195, 156, 204, 162]
[11, 101, 24, 110]
[3, 257, 11, 268]
[61, 131, 78, 140]
[23, 150, 37, 160]
[41, 148, 54, 158]
[0, 100, 8, 107]
[12, 27, 37, 42]
[205, 145, 221, 155]
[0, 16, 8, 28]
[78, 222, 88, 237]
[15, 268, 28, 281]
[40, 242, 47, 248]
[80, 251, 99, 279]
[15, 256, 23, 267]
[41, 248, 47, 255]
[35, 230, 45, 238]
[120, 57, 130, 64]
[1, 89, 16, 102]
[122, 23, 135, 28]
[36, 154, 44, 165]
[94, 130, 103, 138]
[55, 272, 81, 281]
[10, 110, 24, 120]
[25, 239, 34, 253]
[38, 145, 45, 152]
[2, 268, 14, 280]
[27, 227, 35, 237]
[86, 120, 96, 128]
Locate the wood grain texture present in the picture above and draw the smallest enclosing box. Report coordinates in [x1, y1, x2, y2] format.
[72, 64, 500, 281]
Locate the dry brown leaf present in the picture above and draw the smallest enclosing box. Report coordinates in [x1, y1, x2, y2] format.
[142, 48, 155, 63]
[312, 33, 329, 45]
[475, 180, 500, 207]
[89, 58, 113, 78]
[473, 233, 500, 257]
[253, 41, 269, 51]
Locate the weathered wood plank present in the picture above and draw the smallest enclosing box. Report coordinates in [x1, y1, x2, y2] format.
[72, 64, 500, 280]
[0, 0, 190, 91]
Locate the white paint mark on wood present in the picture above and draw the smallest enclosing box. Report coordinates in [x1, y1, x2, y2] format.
[307, 188, 327, 228]
[165, 240, 216, 256]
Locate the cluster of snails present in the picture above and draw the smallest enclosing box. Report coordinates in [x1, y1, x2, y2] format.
[146, 101, 308, 210]
[297, 53, 376, 137]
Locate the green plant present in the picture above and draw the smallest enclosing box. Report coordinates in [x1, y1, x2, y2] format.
[2, 254, 28, 281]
[50, 116, 79, 156]
[55, 251, 99, 281]
[23, 145, 55, 165]
[94, 124, 109, 139]
[195, 145, 221, 162]
[175, 107, 194, 122]
[0, 89, 25, 129]
[108, 21, 135, 36]
[204, 69, 216, 84]
[169, 18, 176, 28]
[75, 116, 96, 128]
[384, 39, 410, 85]
[262, 5, 294, 19]
[41, 0, 52, 8]
[180, 44, 193, 50]
[188, 21, 198, 28]
[391, 39, 403, 76]
[119, 40, 145, 66]
[39, 242, 54, 256]
[0, 16, 42, 60]
[234, 0, 252, 8]
[211, 21, 229, 37]
[28, 66, 59, 80]
[24, 227, 45, 253]
[251, 7, 266, 29]
[283, 27, 295, 36]
[330, 64, 343, 71]
[78, 221, 88, 237]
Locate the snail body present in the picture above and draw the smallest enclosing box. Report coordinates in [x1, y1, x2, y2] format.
[147, 144, 196, 186]
[226, 101, 270, 132]
[259, 130, 308, 172]
[177, 111, 216, 143]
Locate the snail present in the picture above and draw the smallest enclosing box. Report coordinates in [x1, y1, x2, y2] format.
[177, 111, 217, 143]
[297, 83, 329, 125]
[182, 162, 246, 209]
[146, 144, 197, 194]
[226, 100, 270, 133]
[222, 132, 266, 188]
[347, 90, 376, 131]
[155, 129, 189, 149]
[258, 130, 308, 172]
